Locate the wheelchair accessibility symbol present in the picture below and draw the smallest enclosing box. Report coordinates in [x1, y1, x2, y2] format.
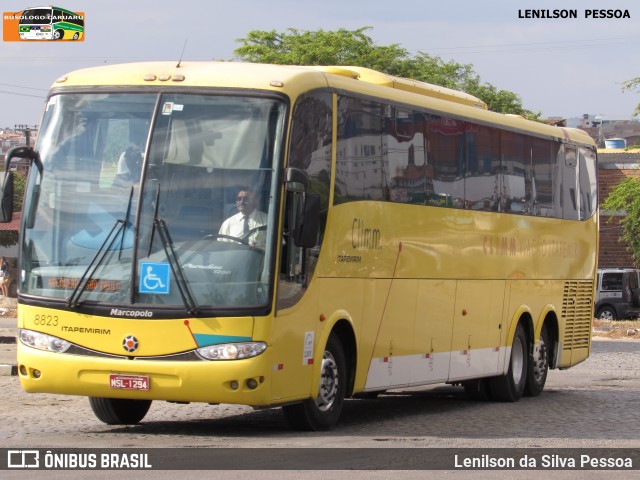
[139, 262, 170, 294]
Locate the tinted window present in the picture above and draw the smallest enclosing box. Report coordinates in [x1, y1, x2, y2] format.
[427, 115, 467, 208]
[578, 146, 598, 220]
[280, 92, 332, 309]
[335, 96, 384, 203]
[602, 273, 623, 291]
[332, 93, 593, 222]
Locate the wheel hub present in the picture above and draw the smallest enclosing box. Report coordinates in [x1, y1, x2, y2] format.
[316, 351, 339, 412]
[533, 338, 548, 382]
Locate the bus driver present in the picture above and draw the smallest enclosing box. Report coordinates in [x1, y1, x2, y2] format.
[218, 187, 267, 248]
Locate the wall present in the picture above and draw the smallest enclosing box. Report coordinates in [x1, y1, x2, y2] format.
[598, 153, 640, 268]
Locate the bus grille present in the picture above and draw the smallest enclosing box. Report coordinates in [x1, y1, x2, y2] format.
[562, 280, 594, 351]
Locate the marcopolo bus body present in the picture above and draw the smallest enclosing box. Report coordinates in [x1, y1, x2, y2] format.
[1, 62, 598, 430]
[18, 6, 83, 40]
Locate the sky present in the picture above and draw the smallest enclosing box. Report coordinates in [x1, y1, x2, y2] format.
[1, 0, 639, 128]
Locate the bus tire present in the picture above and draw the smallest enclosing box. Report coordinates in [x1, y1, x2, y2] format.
[53, 29, 64, 40]
[524, 324, 550, 397]
[489, 323, 528, 402]
[282, 333, 346, 431]
[88, 397, 152, 425]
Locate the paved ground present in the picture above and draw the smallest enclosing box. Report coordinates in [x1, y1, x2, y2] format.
[0, 314, 17, 375]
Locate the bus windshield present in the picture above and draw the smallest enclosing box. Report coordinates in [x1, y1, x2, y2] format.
[22, 92, 285, 313]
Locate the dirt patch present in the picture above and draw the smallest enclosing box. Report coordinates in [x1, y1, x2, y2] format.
[592, 319, 640, 340]
[0, 297, 17, 319]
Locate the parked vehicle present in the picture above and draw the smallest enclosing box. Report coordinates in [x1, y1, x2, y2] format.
[594, 268, 640, 320]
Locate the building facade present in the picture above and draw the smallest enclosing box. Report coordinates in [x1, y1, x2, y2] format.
[597, 150, 640, 268]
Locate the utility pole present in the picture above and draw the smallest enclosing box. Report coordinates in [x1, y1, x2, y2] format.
[14, 124, 39, 146]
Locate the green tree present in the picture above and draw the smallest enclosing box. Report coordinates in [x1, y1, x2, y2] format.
[623, 77, 640, 116]
[234, 27, 539, 118]
[13, 172, 26, 212]
[601, 176, 640, 266]
[0, 231, 18, 248]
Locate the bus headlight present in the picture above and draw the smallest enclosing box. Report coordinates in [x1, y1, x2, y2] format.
[196, 342, 267, 360]
[20, 329, 71, 353]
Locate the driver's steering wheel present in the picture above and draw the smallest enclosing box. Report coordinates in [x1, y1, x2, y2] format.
[201, 225, 267, 245]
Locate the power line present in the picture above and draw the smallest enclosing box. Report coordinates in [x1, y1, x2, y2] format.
[0, 90, 46, 99]
[0, 83, 48, 92]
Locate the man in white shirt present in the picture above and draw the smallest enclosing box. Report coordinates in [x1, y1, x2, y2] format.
[113, 145, 142, 187]
[218, 187, 268, 248]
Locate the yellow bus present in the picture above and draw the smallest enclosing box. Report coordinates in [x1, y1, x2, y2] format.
[1, 62, 598, 430]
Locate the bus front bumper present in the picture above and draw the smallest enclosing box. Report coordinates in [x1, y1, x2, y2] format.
[17, 343, 273, 406]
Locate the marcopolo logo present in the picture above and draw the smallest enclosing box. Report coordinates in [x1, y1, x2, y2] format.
[3, 6, 84, 42]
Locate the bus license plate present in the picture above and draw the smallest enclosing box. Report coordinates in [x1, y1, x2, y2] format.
[109, 374, 150, 391]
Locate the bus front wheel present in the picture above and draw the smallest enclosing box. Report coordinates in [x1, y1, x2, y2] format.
[53, 29, 64, 40]
[489, 323, 528, 402]
[89, 397, 152, 425]
[282, 333, 346, 431]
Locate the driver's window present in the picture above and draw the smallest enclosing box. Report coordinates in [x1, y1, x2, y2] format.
[277, 91, 332, 310]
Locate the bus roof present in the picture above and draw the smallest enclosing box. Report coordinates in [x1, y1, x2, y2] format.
[51, 61, 595, 147]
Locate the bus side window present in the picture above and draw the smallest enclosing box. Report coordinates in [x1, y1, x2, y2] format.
[277, 92, 331, 311]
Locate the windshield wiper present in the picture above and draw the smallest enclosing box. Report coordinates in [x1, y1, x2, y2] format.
[67, 219, 127, 309]
[150, 184, 199, 315]
[67, 187, 134, 309]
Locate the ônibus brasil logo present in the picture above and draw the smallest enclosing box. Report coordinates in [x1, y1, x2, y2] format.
[3, 6, 85, 42]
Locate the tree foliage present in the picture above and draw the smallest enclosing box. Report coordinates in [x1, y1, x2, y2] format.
[623, 77, 640, 116]
[234, 27, 539, 118]
[13, 172, 26, 212]
[601, 176, 640, 266]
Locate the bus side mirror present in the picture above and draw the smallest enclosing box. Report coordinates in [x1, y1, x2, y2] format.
[285, 167, 309, 190]
[1, 145, 42, 223]
[284, 168, 319, 248]
[0, 171, 14, 223]
[294, 193, 320, 248]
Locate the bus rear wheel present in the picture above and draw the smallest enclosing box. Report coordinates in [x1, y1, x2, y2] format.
[282, 333, 346, 431]
[524, 325, 550, 397]
[89, 397, 152, 425]
[489, 323, 528, 402]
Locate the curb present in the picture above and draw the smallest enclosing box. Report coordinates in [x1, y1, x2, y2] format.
[0, 335, 17, 376]
[0, 364, 17, 376]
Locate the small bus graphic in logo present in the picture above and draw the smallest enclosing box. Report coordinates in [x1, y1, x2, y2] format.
[4, 6, 84, 41]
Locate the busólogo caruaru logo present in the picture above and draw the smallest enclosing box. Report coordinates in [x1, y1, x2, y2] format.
[3, 6, 84, 41]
